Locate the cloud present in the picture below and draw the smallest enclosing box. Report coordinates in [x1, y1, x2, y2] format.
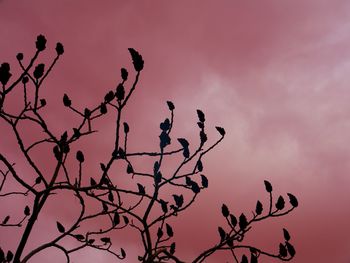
[1, 1, 350, 262]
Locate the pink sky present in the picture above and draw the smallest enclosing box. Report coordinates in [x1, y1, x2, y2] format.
[1, 0, 350, 262]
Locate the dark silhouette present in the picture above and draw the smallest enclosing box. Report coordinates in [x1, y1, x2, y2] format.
[0, 35, 298, 263]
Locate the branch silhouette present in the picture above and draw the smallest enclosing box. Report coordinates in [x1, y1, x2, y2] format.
[0, 35, 298, 263]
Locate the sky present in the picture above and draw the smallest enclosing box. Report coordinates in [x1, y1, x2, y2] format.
[1, 0, 350, 262]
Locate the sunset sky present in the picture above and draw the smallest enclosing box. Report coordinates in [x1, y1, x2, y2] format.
[1, 1, 350, 262]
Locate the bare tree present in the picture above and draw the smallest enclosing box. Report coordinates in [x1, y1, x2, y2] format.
[0, 35, 298, 263]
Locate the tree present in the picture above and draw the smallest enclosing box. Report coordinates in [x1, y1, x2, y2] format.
[0, 35, 298, 263]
